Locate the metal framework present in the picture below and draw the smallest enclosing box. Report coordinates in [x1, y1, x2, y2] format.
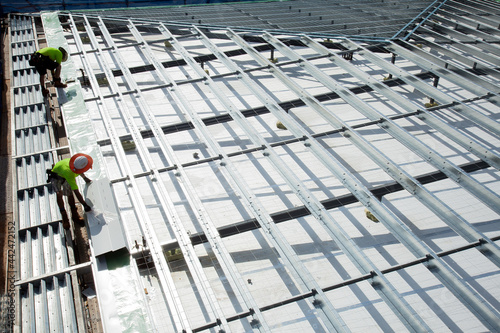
[9, 15, 85, 332]
[7, 0, 500, 332]
[71, 0, 439, 41]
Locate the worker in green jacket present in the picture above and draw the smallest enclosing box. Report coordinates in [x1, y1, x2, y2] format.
[29, 47, 68, 97]
[48, 153, 93, 229]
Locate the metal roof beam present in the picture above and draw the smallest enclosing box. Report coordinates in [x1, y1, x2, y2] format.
[243, 31, 500, 331]
[442, 0, 500, 27]
[199, 26, 432, 333]
[14, 262, 92, 289]
[337, 40, 500, 172]
[432, 7, 500, 35]
[161, 23, 350, 333]
[387, 40, 500, 139]
[400, 39, 500, 92]
[294, 35, 500, 268]
[341, 40, 500, 151]
[96, 16, 250, 332]
[439, 8, 500, 30]
[95, 69, 437, 146]
[192, 234, 500, 330]
[424, 15, 500, 43]
[69, 14, 191, 332]
[411, 28, 500, 69]
[125, 20, 275, 332]
[392, 0, 447, 40]
[190, 160, 491, 245]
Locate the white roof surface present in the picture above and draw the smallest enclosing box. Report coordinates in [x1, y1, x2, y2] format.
[9, 1, 500, 332]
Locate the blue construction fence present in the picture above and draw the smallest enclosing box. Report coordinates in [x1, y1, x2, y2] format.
[1, 0, 264, 15]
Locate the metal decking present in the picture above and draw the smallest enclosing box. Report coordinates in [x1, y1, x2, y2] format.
[72, 0, 438, 40]
[8, 15, 85, 332]
[6, 0, 500, 332]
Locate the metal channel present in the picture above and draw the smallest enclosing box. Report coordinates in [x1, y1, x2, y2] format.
[439, 3, 500, 31]
[387, 40, 500, 109]
[63, 273, 79, 332]
[279, 38, 500, 220]
[39, 279, 49, 331]
[193, 26, 432, 333]
[67, 14, 191, 332]
[340, 39, 500, 164]
[194, 234, 500, 329]
[98, 19, 232, 332]
[429, 14, 500, 44]
[70, 11, 390, 43]
[25, 283, 35, 331]
[234, 31, 500, 330]
[396, 0, 449, 41]
[414, 26, 500, 64]
[90, 15, 240, 332]
[15, 262, 92, 288]
[160, 24, 350, 333]
[299, 36, 500, 266]
[125, 19, 273, 332]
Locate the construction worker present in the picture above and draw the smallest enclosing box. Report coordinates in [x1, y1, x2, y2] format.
[48, 153, 93, 229]
[28, 46, 68, 97]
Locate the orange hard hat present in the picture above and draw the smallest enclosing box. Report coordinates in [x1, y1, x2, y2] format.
[69, 153, 93, 174]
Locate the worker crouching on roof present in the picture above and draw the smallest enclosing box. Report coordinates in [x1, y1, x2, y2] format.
[48, 154, 93, 230]
[28, 47, 68, 97]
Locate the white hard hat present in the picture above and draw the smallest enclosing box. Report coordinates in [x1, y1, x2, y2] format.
[74, 156, 89, 169]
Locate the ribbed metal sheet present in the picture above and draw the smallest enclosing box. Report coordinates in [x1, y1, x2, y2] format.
[14, 104, 46, 129]
[19, 275, 77, 332]
[9, 14, 80, 333]
[15, 155, 53, 190]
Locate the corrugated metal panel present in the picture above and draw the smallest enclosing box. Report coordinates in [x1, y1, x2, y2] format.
[9, 14, 81, 333]
[19, 275, 77, 332]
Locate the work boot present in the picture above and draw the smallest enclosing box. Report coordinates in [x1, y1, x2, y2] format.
[53, 77, 67, 88]
[61, 211, 70, 230]
[71, 208, 85, 226]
